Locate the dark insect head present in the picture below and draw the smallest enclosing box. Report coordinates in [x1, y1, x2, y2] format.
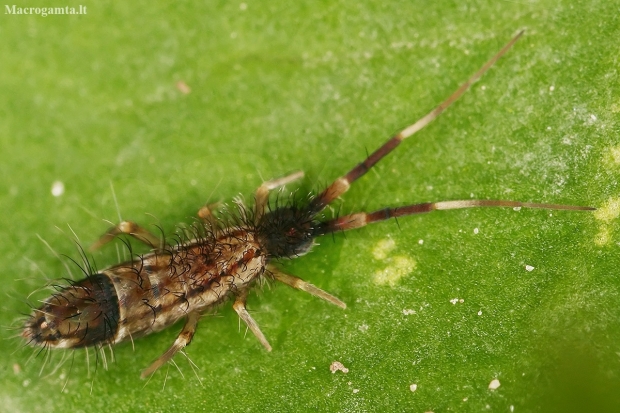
[257, 204, 319, 259]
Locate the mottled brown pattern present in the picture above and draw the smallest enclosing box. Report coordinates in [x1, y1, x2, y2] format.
[108, 232, 265, 344]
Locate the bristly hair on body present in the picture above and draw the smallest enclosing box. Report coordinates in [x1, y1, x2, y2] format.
[21, 30, 595, 380]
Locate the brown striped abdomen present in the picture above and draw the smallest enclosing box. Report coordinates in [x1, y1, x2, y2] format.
[23, 231, 266, 349]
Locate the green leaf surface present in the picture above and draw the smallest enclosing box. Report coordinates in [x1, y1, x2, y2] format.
[1, 1, 619, 412]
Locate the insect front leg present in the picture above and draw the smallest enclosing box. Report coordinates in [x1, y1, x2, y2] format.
[141, 311, 201, 378]
[269, 266, 346, 309]
[90, 220, 162, 251]
[254, 171, 304, 219]
[232, 289, 272, 351]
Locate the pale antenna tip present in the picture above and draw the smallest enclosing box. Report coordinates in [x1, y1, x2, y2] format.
[513, 29, 525, 41]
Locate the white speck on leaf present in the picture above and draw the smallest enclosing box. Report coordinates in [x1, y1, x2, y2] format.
[51, 181, 65, 197]
[330, 361, 349, 374]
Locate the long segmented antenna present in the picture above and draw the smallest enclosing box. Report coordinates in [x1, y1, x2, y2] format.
[317, 200, 595, 234]
[310, 30, 525, 212]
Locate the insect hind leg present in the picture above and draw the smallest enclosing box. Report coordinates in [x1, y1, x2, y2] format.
[141, 311, 201, 379]
[90, 221, 162, 252]
[197, 202, 222, 229]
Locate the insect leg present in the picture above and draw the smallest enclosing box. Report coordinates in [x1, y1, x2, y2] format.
[197, 201, 222, 228]
[141, 311, 201, 379]
[269, 266, 346, 309]
[254, 171, 305, 220]
[89, 221, 162, 251]
[232, 289, 272, 351]
[310, 31, 524, 212]
[318, 199, 595, 233]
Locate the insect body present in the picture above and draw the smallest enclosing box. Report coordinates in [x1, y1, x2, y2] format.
[22, 31, 594, 378]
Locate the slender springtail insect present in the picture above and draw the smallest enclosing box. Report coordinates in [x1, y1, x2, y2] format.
[21, 30, 594, 378]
